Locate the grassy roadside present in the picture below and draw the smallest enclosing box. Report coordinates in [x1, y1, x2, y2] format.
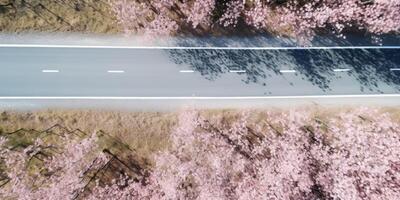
[0, 0, 120, 34]
[1, 106, 399, 158]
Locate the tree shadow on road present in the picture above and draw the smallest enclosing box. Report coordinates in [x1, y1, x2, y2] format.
[167, 48, 400, 93]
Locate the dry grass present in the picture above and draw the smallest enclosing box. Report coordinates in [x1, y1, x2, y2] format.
[0, 109, 177, 158]
[199, 106, 400, 135]
[0, 0, 120, 34]
[381, 106, 400, 123]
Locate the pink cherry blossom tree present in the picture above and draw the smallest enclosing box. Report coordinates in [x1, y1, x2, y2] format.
[277, 0, 400, 43]
[109, 0, 400, 43]
[2, 108, 400, 199]
[0, 133, 107, 200]
[312, 108, 400, 199]
[89, 108, 400, 199]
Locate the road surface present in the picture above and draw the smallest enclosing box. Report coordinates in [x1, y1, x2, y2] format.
[0, 46, 399, 99]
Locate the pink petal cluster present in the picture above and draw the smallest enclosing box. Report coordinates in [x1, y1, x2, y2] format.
[109, 0, 179, 36]
[186, 0, 216, 28]
[218, 0, 244, 27]
[244, 0, 271, 29]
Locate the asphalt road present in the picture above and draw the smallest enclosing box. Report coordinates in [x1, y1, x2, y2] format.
[0, 46, 399, 98]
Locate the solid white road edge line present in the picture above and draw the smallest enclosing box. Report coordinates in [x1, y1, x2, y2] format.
[1, 44, 400, 50]
[0, 94, 400, 100]
[42, 70, 59, 73]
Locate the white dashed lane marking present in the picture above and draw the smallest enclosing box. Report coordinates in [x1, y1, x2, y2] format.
[333, 68, 351, 72]
[179, 70, 195, 73]
[42, 70, 59, 73]
[107, 70, 125, 73]
[229, 70, 246, 73]
[280, 70, 296, 73]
